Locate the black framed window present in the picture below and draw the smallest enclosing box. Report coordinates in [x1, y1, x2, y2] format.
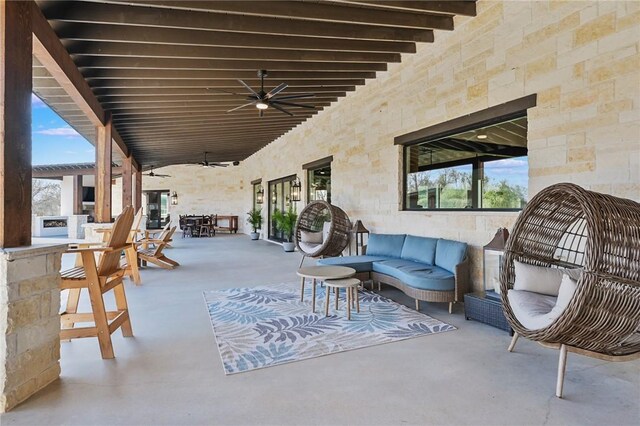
[403, 115, 529, 211]
[268, 175, 296, 241]
[304, 156, 332, 204]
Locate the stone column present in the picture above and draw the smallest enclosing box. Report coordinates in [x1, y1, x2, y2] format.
[0, 244, 67, 412]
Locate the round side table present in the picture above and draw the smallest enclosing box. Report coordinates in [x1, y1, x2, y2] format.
[296, 266, 356, 313]
[324, 277, 361, 320]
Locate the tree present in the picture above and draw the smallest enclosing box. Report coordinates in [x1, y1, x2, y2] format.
[32, 179, 61, 216]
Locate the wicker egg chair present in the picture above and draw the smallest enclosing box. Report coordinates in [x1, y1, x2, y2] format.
[500, 182, 640, 397]
[295, 200, 351, 267]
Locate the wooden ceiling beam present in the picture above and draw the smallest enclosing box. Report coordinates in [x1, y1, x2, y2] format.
[113, 115, 312, 126]
[66, 41, 401, 63]
[112, 109, 318, 120]
[100, 94, 343, 104]
[118, 123, 308, 136]
[98, 0, 453, 30]
[31, 2, 104, 127]
[81, 69, 377, 80]
[332, 1, 477, 16]
[44, 1, 436, 42]
[126, 129, 298, 142]
[86, 78, 367, 89]
[105, 99, 335, 110]
[53, 23, 416, 53]
[31, 3, 132, 160]
[94, 86, 356, 97]
[74, 57, 385, 72]
[108, 104, 331, 115]
[112, 107, 321, 117]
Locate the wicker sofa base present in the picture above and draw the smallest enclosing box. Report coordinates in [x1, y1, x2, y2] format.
[370, 271, 456, 304]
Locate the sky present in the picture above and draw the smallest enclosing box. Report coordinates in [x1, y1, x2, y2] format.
[32, 94, 95, 165]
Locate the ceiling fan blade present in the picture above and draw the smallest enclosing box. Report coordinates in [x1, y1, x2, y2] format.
[271, 100, 316, 110]
[271, 93, 315, 101]
[156, 174, 171, 178]
[237, 79, 260, 97]
[227, 100, 257, 113]
[266, 83, 288, 99]
[209, 162, 228, 167]
[270, 103, 293, 116]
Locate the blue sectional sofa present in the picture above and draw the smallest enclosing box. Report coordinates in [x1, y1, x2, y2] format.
[318, 234, 470, 312]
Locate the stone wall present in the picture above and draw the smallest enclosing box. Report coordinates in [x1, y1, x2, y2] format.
[0, 245, 66, 412]
[124, 0, 639, 291]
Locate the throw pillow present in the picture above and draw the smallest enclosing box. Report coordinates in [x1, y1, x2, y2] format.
[549, 274, 578, 318]
[513, 261, 582, 297]
[300, 230, 323, 244]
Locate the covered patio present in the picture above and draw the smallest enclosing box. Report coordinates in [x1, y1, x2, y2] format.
[3, 235, 638, 425]
[0, 0, 638, 424]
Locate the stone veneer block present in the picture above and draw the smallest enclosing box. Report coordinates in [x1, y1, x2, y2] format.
[0, 244, 66, 413]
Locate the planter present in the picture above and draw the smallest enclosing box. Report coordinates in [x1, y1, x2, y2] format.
[282, 242, 296, 252]
[250, 232, 260, 240]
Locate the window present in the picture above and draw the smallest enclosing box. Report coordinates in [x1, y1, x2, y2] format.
[404, 116, 529, 211]
[304, 156, 332, 204]
[268, 175, 296, 241]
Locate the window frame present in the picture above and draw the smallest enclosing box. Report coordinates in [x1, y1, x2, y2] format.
[303, 156, 332, 205]
[398, 96, 536, 212]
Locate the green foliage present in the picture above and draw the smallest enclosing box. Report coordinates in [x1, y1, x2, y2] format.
[272, 205, 298, 242]
[483, 180, 527, 208]
[246, 208, 262, 233]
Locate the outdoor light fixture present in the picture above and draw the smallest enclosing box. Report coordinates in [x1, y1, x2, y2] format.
[476, 130, 488, 140]
[170, 191, 178, 206]
[256, 186, 264, 204]
[290, 177, 302, 202]
[256, 101, 269, 110]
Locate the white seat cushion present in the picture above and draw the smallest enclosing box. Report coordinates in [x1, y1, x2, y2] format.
[299, 241, 323, 256]
[509, 274, 578, 330]
[513, 261, 582, 296]
[300, 230, 323, 244]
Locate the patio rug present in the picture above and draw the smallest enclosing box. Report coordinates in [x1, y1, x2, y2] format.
[203, 282, 456, 374]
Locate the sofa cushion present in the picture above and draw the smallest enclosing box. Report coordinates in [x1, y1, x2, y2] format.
[513, 261, 582, 296]
[372, 259, 455, 291]
[317, 255, 391, 273]
[400, 235, 437, 265]
[366, 234, 406, 258]
[435, 239, 468, 273]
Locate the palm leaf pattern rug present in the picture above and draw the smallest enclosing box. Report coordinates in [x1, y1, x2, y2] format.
[204, 282, 455, 374]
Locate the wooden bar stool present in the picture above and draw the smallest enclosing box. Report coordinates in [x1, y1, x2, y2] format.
[324, 277, 361, 320]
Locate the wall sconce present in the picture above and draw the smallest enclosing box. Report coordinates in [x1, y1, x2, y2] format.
[290, 176, 301, 202]
[170, 191, 178, 205]
[256, 186, 264, 204]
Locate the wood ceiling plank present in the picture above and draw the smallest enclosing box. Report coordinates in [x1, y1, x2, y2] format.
[66, 41, 401, 63]
[81, 69, 376, 80]
[114, 115, 312, 126]
[94, 86, 356, 97]
[101, 94, 342, 104]
[106, 100, 334, 110]
[44, 1, 436, 42]
[75, 57, 385, 72]
[99, 0, 453, 29]
[53, 23, 417, 53]
[86, 78, 366, 88]
[332, 1, 477, 16]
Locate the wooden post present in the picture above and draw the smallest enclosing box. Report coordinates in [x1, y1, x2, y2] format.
[0, 0, 32, 248]
[95, 113, 112, 223]
[122, 156, 133, 209]
[133, 168, 142, 213]
[72, 175, 83, 215]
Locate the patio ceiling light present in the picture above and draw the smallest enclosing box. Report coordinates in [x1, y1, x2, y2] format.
[256, 101, 269, 110]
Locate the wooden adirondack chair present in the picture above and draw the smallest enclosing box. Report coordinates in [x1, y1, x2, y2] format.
[123, 207, 144, 285]
[60, 206, 135, 359]
[136, 226, 179, 269]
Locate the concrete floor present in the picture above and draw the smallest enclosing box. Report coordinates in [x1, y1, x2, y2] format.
[3, 234, 639, 425]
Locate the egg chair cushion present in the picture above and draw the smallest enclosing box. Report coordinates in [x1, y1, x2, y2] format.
[513, 261, 582, 296]
[509, 274, 578, 330]
[299, 241, 323, 256]
[300, 230, 323, 244]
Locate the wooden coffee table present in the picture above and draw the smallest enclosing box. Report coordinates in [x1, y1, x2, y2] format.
[296, 265, 356, 313]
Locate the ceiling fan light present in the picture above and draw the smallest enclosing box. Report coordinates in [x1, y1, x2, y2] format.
[476, 130, 488, 140]
[256, 102, 269, 110]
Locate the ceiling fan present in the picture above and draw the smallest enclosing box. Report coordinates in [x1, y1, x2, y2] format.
[143, 166, 171, 178]
[189, 151, 229, 168]
[227, 70, 316, 117]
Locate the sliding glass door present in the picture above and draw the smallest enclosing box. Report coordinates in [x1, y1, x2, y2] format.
[268, 175, 295, 242]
